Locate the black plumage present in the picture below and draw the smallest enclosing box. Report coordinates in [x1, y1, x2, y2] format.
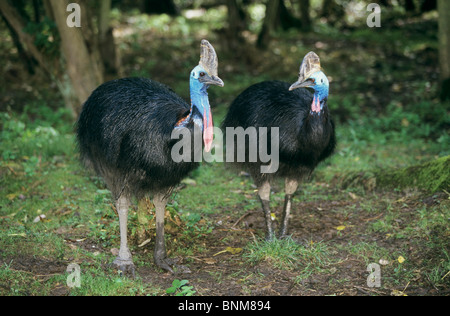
[77, 78, 199, 199]
[76, 40, 223, 274]
[222, 53, 336, 240]
[223, 81, 335, 175]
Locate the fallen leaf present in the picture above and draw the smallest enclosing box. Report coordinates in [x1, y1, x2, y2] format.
[348, 192, 358, 200]
[138, 239, 151, 248]
[213, 247, 243, 256]
[111, 248, 119, 256]
[6, 193, 17, 201]
[379, 259, 390, 266]
[391, 289, 408, 297]
[398, 256, 406, 264]
[213, 250, 227, 256]
[68, 243, 78, 250]
[8, 233, 26, 237]
[203, 258, 216, 265]
[33, 214, 46, 223]
[181, 178, 196, 186]
[226, 247, 243, 255]
[336, 225, 346, 231]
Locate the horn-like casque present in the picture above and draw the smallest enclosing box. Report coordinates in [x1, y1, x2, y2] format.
[199, 39, 219, 77]
[298, 51, 321, 82]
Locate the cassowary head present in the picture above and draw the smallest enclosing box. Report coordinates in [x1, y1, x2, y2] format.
[189, 40, 224, 152]
[289, 52, 329, 103]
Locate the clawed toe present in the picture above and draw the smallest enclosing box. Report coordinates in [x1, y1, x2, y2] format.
[155, 257, 191, 274]
[112, 257, 136, 278]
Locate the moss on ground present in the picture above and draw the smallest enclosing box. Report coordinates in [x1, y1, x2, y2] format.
[341, 156, 450, 193]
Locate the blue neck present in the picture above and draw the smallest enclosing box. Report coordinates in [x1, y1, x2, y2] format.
[176, 79, 210, 128]
[314, 85, 329, 112]
[190, 80, 209, 105]
[315, 86, 328, 102]
[190, 80, 210, 123]
[309, 71, 329, 102]
[310, 88, 328, 115]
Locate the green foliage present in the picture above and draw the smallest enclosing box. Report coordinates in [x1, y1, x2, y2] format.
[166, 279, 196, 296]
[376, 156, 450, 193]
[0, 105, 74, 164]
[23, 16, 60, 57]
[339, 156, 450, 193]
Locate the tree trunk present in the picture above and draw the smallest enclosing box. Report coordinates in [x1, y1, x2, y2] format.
[438, 0, 450, 100]
[320, 0, 344, 26]
[421, 0, 437, 12]
[225, 0, 247, 52]
[49, 0, 103, 116]
[279, 0, 302, 30]
[143, 0, 178, 16]
[0, 0, 77, 114]
[404, 0, 416, 12]
[257, 0, 280, 49]
[0, 11, 36, 74]
[32, 0, 41, 22]
[0, 0, 51, 74]
[299, 0, 311, 31]
[98, 0, 120, 76]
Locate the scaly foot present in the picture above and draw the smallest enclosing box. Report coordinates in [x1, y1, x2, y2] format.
[155, 256, 191, 274]
[112, 257, 136, 278]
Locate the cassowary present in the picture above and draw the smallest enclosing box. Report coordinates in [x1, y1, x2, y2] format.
[76, 40, 224, 274]
[222, 52, 335, 240]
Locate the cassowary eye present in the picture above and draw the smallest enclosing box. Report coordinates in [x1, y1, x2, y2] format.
[200, 72, 206, 77]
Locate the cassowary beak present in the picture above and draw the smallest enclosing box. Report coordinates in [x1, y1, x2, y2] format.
[289, 79, 315, 91]
[199, 74, 224, 87]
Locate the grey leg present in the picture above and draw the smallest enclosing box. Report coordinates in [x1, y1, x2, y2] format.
[153, 192, 191, 274]
[258, 180, 274, 241]
[153, 192, 172, 272]
[279, 178, 298, 238]
[113, 196, 135, 276]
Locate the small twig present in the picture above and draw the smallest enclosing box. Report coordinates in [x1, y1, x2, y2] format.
[249, 230, 258, 243]
[362, 213, 384, 222]
[7, 267, 62, 278]
[7, 166, 18, 176]
[400, 281, 410, 295]
[232, 210, 255, 228]
[353, 285, 385, 295]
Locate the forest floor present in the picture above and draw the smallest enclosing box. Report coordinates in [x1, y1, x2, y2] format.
[0, 8, 449, 296]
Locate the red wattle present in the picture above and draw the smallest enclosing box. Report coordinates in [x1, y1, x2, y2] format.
[203, 109, 214, 152]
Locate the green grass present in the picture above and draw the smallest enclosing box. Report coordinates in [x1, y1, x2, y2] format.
[245, 237, 333, 277]
[1, 108, 448, 295]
